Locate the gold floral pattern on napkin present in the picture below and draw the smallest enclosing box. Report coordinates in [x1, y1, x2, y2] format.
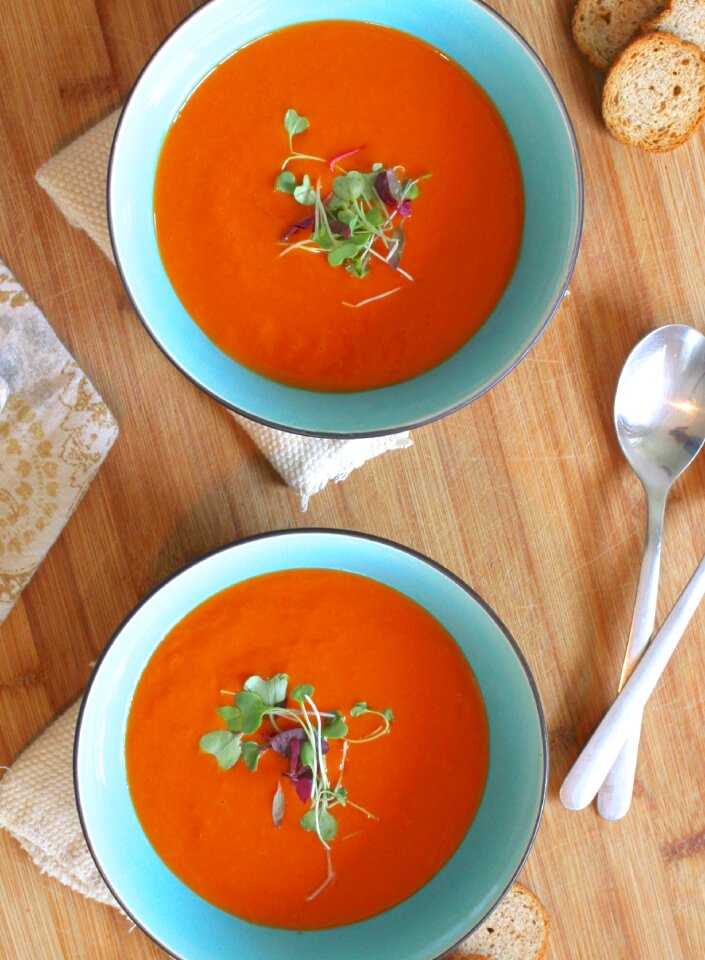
[0, 261, 118, 621]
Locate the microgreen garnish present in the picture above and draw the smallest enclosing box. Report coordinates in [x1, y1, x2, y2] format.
[274, 109, 431, 286]
[200, 672, 393, 899]
[272, 781, 285, 828]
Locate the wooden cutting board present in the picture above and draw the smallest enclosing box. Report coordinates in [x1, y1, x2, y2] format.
[1, 1, 704, 957]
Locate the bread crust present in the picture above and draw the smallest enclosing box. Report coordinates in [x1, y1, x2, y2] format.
[602, 32, 705, 151]
[447, 882, 550, 960]
[573, 0, 665, 69]
[642, 0, 705, 51]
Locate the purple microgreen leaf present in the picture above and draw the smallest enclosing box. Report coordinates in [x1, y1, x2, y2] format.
[269, 727, 307, 757]
[374, 168, 403, 206]
[284, 766, 313, 803]
[329, 219, 352, 239]
[396, 199, 412, 217]
[290, 736, 301, 772]
[272, 781, 286, 828]
[281, 213, 315, 242]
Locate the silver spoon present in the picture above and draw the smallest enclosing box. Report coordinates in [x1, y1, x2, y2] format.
[560, 546, 705, 810]
[596, 324, 705, 820]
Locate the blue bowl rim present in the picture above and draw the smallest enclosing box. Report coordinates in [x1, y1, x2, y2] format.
[73, 527, 549, 960]
[107, 0, 584, 440]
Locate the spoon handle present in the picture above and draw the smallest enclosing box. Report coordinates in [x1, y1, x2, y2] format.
[560, 550, 705, 811]
[597, 489, 666, 820]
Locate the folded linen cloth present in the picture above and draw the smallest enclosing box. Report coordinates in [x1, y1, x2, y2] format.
[0, 699, 548, 958]
[36, 109, 412, 509]
[0, 260, 119, 623]
[0, 700, 116, 907]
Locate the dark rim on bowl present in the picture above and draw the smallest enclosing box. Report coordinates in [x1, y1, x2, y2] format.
[107, 0, 583, 439]
[74, 527, 549, 960]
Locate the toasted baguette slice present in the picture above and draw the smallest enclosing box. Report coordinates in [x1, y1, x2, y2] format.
[644, 0, 705, 51]
[447, 883, 550, 960]
[602, 32, 705, 150]
[573, 0, 665, 69]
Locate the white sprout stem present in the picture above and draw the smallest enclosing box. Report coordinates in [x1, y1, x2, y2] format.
[342, 287, 402, 309]
[273, 707, 336, 719]
[341, 830, 363, 842]
[277, 240, 323, 258]
[385, 239, 400, 263]
[367, 247, 414, 281]
[316, 181, 335, 245]
[281, 151, 326, 170]
[334, 740, 349, 791]
[305, 694, 332, 851]
[345, 729, 389, 743]
[305, 848, 335, 901]
[306, 695, 330, 789]
[347, 799, 378, 820]
[314, 184, 321, 238]
[353, 201, 389, 248]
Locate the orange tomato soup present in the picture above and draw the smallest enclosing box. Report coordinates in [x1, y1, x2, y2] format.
[153, 21, 523, 392]
[126, 569, 488, 929]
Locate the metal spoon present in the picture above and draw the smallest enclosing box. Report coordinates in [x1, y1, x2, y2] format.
[596, 324, 705, 820]
[560, 546, 705, 811]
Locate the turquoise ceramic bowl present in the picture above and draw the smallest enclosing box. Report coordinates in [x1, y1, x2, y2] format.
[109, 0, 582, 437]
[75, 530, 547, 960]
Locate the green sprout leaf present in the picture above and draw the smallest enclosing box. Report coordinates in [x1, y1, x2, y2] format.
[351, 702, 395, 723]
[272, 781, 286, 828]
[293, 174, 317, 206]
[301, 806, 338, 843]
[284, 108, 309, 147]
[199, 730, 234, 755]
[199, 730, 242, 770]
[217, 705, 243, 732]
[291, 683, 314, 703]
[323, 710, 348, 739]
[275, 171, 297, 194]
[241, 740, 264, 772]
[235, 690, 267, 734]
[333, 171, 365, 203]
[328, 241, 359, 267]
[244, 673, 288, 707]
[311, 224, 334, 250]
[300, 740, 315, 770]
[345, 258, 370, 279]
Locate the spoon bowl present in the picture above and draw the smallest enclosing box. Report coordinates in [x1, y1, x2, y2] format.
[615, 324, 705, 493]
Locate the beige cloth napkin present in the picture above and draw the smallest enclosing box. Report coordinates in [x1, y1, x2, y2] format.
[36, 109, 412, 510]
[0, 700, 547, 959]
[0, 260, 118, 623]
[0, 701, 117, 908]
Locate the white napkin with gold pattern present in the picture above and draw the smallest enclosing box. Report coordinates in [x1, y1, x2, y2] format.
[36, 110, 412, 509]
[0, 260, 118, 623]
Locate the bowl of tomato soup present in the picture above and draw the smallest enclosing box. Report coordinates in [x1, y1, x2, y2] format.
[75, 530, 547, 960]
[109, 0, 581, 436]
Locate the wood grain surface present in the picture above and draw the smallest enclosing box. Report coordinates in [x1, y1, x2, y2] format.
[1, 1, 705, 957]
